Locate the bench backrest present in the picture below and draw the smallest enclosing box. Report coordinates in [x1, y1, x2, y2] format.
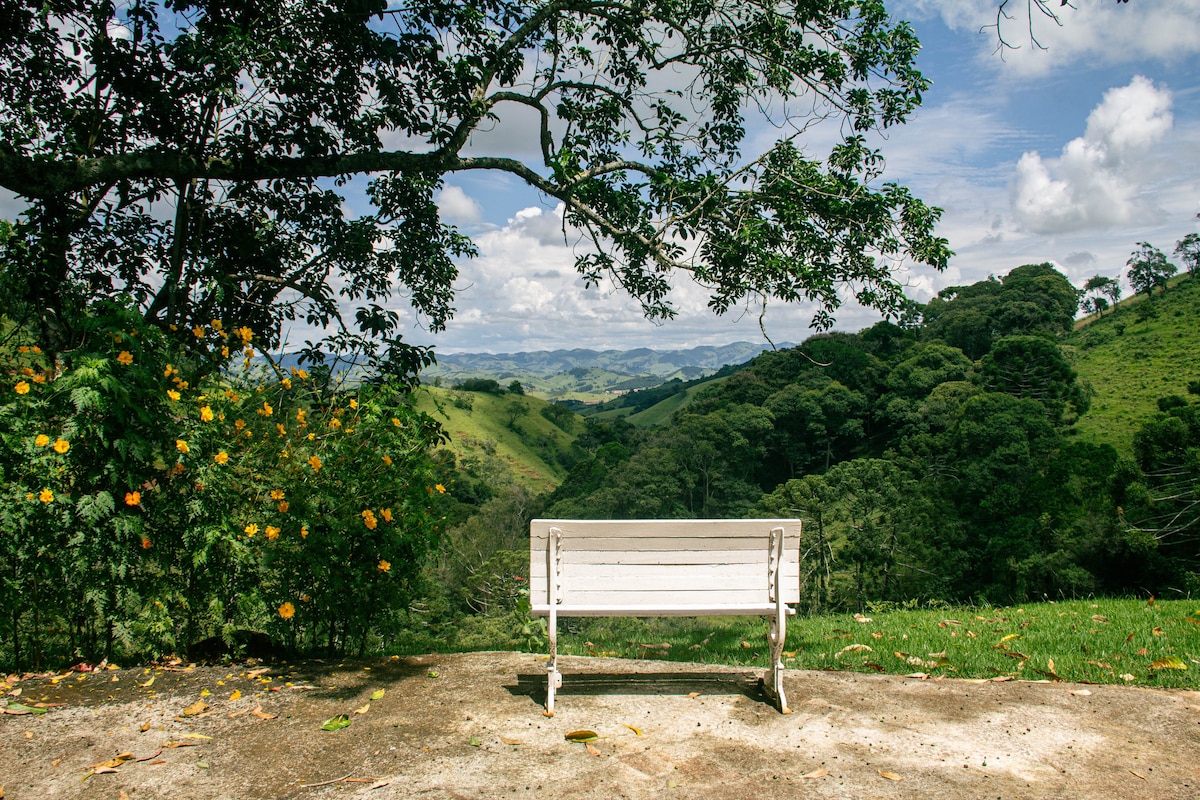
[529, 518, 801, 616]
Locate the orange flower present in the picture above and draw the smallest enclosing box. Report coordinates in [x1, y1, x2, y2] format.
[200, 405, 214, 422]
[278, 602, 295, 620]
[329, 418, 341, 429]
[53, 438, 69, 454]
[35, 434, 50, 447]
[280, 377, 292, 390]
[435, 484, 446, 494]
[381, 508, 393, 523]
[265, 526, 280, 540]
[32, 373, 46, 384]
[214, 451, 229, 465]
[38, 488, 54, 503]
[381, 454, 392, 465]
[270, 489, 285, 501]
[166, 389, 181, 402]
[361, 510, 378, 530]
[300, 525, 309, 539]
[175, 439, 189, 454]
[349, 398, 358, 409]
[308, 455, 322, 471]
[277, 500, 289, 513]
[192, 325, 206, 338]
[234, 419, 246, 431]
[164, 364, 177, 377]
[276, 423, 287, 436]
[124, 491, 141, 506]
[391, 417, 401, 427]
[377, 560, 391, 573]
[116, 350, 134, 365]
[258, 401, 273, 417]
[15, 380, 30, 395]
[296, 408, 306, 423]
[141, 537, 153, 550]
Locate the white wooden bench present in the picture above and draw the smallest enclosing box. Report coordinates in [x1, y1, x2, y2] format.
[529, 518, 801, 715]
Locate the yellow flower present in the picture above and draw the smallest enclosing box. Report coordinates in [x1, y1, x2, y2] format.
[296, 408, 306, 423]
[35, 434, 50, 447]
[381, 508, 393, 523]
[166, 389, 180, 402]
[281, 377, 292, 390]
[32, 373, 46, 384]
[381, 454, 392, 466]
[174, 378, 189, 389]
[294, 368, 309, 380]
[164, 364, 177, 377]
[192, 325, 205, 338]
[270, 489, 285, 501]
[200, 405, 214, 422]
[329, 418, 341, 429]
[214, 451, 229, 465]
[211, 319, 223, 330]
[278, 500, 289, 513]
[125, 491, 141, 506]
[175, 439, 189, 454]
[361, 510, 377, 530]
[308, 455, 322, 471]
[234, 419, 246, 431]
[258, 401, 273, 417]
[391, 417, 401, 427]
[377, 560, 391, 573]
[349, 398, 358, 409]
[39, 488, 53, 503]
[220, 345, 230, 358]
[234, 326, 254, 344]
[53, 438, 69, 454]
[278, 602, 295, 620]
[265, 526, 280, 540]
[435, 484, 446, 494]
[306, 433, 315, 441]
[300, 525, 309, 539]
[244, 523, 258, 537]
[116, 350, 134, 365]
[224, 389, 240, 401]
[15, 380, 30, 394]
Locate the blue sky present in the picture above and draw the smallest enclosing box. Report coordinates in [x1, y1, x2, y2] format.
[409, 0, 1200, 354]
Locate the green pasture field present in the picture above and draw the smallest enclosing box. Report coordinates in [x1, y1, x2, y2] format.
[547, 598, 1200, 690]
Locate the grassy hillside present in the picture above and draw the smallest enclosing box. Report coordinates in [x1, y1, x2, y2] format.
[412, 386, 580, 492]
[1066, 276, 1200, 455]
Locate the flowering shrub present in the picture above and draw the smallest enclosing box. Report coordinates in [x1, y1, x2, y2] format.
[1, 301, 449, 669]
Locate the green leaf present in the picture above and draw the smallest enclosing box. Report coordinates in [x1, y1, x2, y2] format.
[370, 689, 385, 701]
[321, 714, 352, 731]
[2, 701, 48, 715]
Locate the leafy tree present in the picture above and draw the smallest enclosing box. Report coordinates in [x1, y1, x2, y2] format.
[1083, 275, 1119, 316]
[0, 0, 950, 376]
[976, 335, 1089, 424]
[1176, 231, 1200, 278]
[1126, 242, 1177, 297]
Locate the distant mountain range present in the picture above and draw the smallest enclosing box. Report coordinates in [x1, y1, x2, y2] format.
[421, 341, 792, 400]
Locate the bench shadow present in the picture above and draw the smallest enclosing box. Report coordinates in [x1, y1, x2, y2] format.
[507, 670, 770, 707]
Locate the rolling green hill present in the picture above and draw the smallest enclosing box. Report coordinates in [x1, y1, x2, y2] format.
[1066, 276, 1200, 455]
[412, 386, 581, 491]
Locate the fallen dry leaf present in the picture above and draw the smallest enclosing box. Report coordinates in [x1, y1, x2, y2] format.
[86, 752, 134, 771]
[251, 707, 277, 720]
[1150, 656, 1187, 671]
[161, 741, 199, 749]
[1070, 689, 1093, 696]
[564, 730, 599, 743]
[622, 724, 643, 736]
[1092, 615, 1109, 623]
[879, 771, 903, 781]
[180, 699, 208, 717]
[686, 691, 701, 699]
[800, 768, 829, 779]
[229, 689, 242, 701]
[1129, 769, 1147, 780]
[585, 741, 601, 757]
[498, 735, 524, 746]
[354, 704, 370, 715]
[138, 720, 151, 732]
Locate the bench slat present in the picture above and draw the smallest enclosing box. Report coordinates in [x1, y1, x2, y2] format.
[530, 603, 797, 618]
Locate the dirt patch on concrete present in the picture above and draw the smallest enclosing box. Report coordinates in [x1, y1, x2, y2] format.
[3, 652, 1199, 799]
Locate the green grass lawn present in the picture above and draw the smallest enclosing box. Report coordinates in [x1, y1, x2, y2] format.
[549, 598, 1200, 690]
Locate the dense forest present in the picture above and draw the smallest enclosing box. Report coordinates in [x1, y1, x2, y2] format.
[521, 263, 1200, 610]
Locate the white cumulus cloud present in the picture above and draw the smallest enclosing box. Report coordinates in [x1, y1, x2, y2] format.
[1012, 76, 1173, 235]
[435, 185, 482, 224]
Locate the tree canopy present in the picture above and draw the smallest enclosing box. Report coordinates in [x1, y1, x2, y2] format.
[0, 0, 949, 375]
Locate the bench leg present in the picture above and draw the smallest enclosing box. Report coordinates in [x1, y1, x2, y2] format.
[764, 616, 790, 714]
[545, 617, 562, 716]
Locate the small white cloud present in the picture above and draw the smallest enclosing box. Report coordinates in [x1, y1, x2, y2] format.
[1011, 76, 1173, 235]
[435, 185, 482, 224]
